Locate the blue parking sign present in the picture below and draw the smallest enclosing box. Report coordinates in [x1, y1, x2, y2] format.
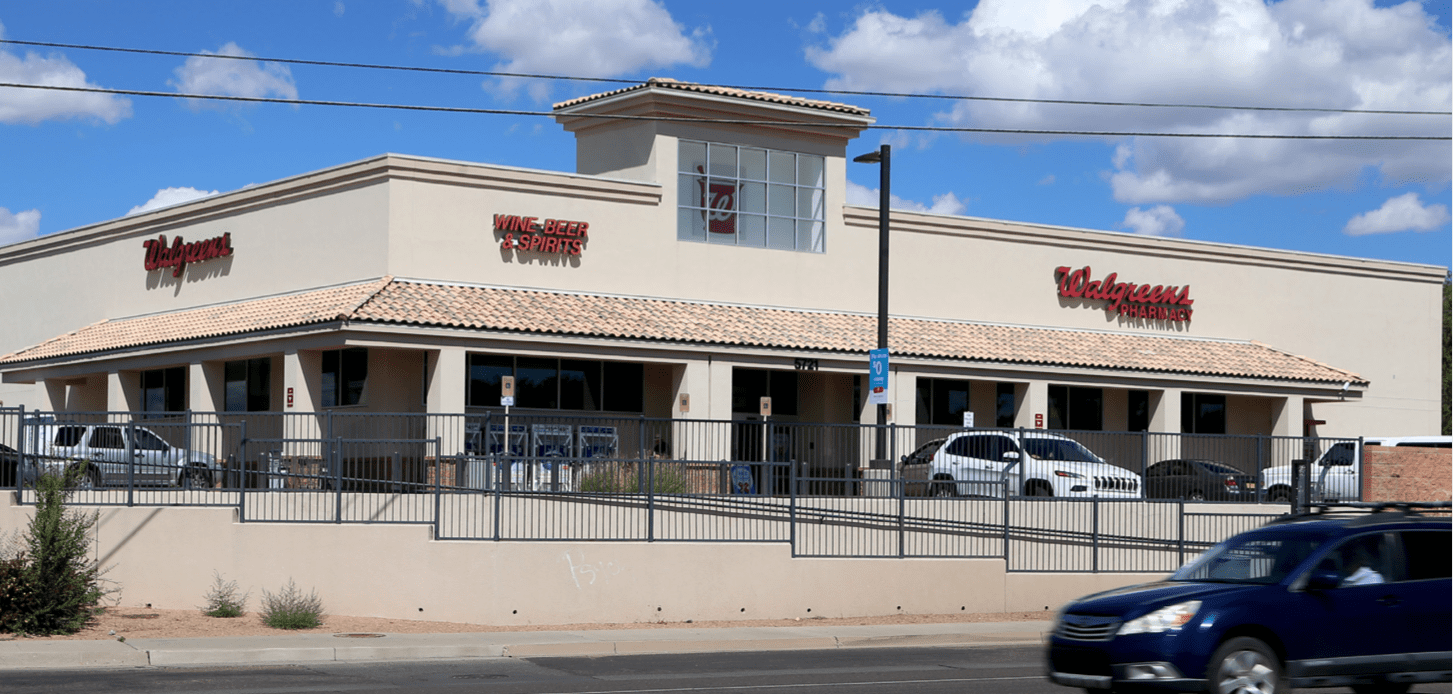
[868, 348, 889, 405]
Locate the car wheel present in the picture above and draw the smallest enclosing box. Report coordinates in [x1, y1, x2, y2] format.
[931, 481, 956, 498]
[1027, 481, 1053, 497]
[1267, 487, 1291, 503]
[1187, 489, 1206, 501]
[1350, 684, 1411, 694]
[1209, 637, 1284, 694]
[70, 465, 100, 490]
[182, 465, 212, 489]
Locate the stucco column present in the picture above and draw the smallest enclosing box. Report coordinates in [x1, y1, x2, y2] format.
[1014, 381, 1048, 429]
[107, 371, 139, 413]
[283, 349, 318, 414]
[670, 360, 711, 461]
[37, 378, 67, 412]
[189, 362, 222, 413]
[1150, 389, 1182, 432]
[425, 347, 467, 457]
[698, 358, 733, 463]
[1271, 395, 1303, 437]
[1150, 388, 1183, 460]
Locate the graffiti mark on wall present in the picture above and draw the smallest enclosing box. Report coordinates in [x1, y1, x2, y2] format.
[562, 551, 622, 590]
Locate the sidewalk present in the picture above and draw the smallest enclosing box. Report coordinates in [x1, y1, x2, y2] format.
[0, 620, 1052, 670]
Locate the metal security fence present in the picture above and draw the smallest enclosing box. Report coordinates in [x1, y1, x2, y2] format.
[2, 407, 1320, 571]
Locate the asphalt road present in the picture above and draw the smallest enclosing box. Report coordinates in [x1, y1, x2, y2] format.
[4, 645, 1450, 694]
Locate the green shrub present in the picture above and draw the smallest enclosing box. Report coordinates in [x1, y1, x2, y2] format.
[0, 464, 106, 635]
[578, 462, 689, 494]
[259, 578, 324, 630]
[200, 571, 249, 618]
[0, 553, 38, 634]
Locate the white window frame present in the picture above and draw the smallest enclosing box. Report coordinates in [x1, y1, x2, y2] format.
[677, 139, 825, 253]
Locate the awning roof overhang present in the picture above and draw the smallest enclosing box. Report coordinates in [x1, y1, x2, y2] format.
[0, 277, 1369, 392]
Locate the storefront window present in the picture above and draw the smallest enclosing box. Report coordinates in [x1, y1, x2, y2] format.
[915, 378, 969, 426]
[140, 366, 185, 414]
[678, 139, 825, 252]
[1128, 390, 1150, 432]
[731, 368, 798, 416]
[224, 357, 272, 412]
[321, 348, 367, 407]
[1048, 385, 1103, 431]
[996, 383, 1016, 428]
[466, 355, 643, 412]
[1182, 393, 1227, 434]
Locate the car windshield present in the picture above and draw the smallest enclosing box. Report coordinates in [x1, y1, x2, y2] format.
[1022, 438, 1101, 463]
[1171, 533, 1322, 584]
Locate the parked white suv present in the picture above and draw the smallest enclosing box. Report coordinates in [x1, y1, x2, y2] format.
[901, 430, 1142, 498]
[21, 422, 220, 488]
[1261, 436, 1452, 503]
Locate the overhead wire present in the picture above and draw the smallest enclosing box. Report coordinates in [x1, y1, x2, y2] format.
[1, 83, 1447, 141]
[2, 38, 1449, 118]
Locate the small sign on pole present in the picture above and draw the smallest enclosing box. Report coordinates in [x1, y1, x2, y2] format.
[501, 376, 515, 407]
[759, 396, 772, 417]
[868, 348, 889, 405]
[962, 411, 974, 428]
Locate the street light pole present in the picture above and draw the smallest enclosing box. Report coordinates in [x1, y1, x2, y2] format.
[853, 144, 891, 461]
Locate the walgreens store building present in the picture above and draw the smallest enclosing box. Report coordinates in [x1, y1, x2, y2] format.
[0, 79, 1443, 463]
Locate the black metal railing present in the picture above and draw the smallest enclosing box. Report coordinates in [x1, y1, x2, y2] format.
[1, 407, 1334, 571]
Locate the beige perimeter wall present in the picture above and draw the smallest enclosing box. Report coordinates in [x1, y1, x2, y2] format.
[0, 493, 1147, 625]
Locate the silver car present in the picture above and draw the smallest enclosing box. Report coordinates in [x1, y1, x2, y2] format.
[24, 423, 218, 488]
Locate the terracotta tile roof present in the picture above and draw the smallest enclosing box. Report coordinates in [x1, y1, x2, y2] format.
[0, 278, 1365, 386]
[553, 77, 871, 117]
[0, 278, 391, 364]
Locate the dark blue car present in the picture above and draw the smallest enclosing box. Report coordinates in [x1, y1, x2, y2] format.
[1047, 503, 1451, 694]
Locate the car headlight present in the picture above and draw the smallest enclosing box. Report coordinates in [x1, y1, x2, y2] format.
[1116, 600, 1201, 635]
[1053, 470, 1084, 478]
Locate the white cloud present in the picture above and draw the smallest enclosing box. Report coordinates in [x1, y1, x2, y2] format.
[1037, 174, 1056, 186]
[435, 0, 712, 101]
[334, 2, 346, 16]
[1343, 192, 1450, 236]
[169, 42, 299, 109]
[808, 0, 1451, 206]
[0, 207, 41, 246]
[0, 21, 132, 125]
[126, 187, 221, 216]
[847, 180, 967, 215]
[1120, 205, 1185, 236]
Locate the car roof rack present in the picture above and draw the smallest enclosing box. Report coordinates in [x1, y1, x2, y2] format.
[1268, 501, 1452, 526]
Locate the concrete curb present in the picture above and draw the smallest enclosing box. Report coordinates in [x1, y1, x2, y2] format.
[0, 622, 1054, 670]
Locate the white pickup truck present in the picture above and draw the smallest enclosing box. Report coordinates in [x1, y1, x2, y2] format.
[21, 422, 220, 488]
[900, 430, 1142, 498]
[1260, 436, 1451, 502]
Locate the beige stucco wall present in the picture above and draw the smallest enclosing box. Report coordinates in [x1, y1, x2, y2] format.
[0, 143, 1443, 439]
[0, 493, 1152, 624]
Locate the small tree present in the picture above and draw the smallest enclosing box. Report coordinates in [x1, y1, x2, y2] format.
[200, 571, 250, 618]
[2, 463, 106, 635]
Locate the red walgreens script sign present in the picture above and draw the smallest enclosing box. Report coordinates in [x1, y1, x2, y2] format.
[1055, 265, 1195, 322]
[696, 166, 737, 234]
[143, 233, 233, 278]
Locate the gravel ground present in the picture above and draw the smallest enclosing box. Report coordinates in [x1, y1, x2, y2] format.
[4, 606, 1054, 641]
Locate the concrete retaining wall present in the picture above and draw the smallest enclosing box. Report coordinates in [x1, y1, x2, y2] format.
[0, 492, 1158, 625]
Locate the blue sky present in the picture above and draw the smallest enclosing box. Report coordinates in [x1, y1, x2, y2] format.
[1, 0, 1449, 268]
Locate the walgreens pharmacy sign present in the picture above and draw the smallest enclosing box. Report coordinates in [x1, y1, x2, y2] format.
[1055, 265, 1195, 322]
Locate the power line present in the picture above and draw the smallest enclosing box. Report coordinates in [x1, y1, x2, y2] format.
[3, 38, 1449, 118]
[4, 82, 1448, 141]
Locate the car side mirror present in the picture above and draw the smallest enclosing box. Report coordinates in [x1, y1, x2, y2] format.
[1305, 570, 1340, 591]
[1002, 451, 1020, 461]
